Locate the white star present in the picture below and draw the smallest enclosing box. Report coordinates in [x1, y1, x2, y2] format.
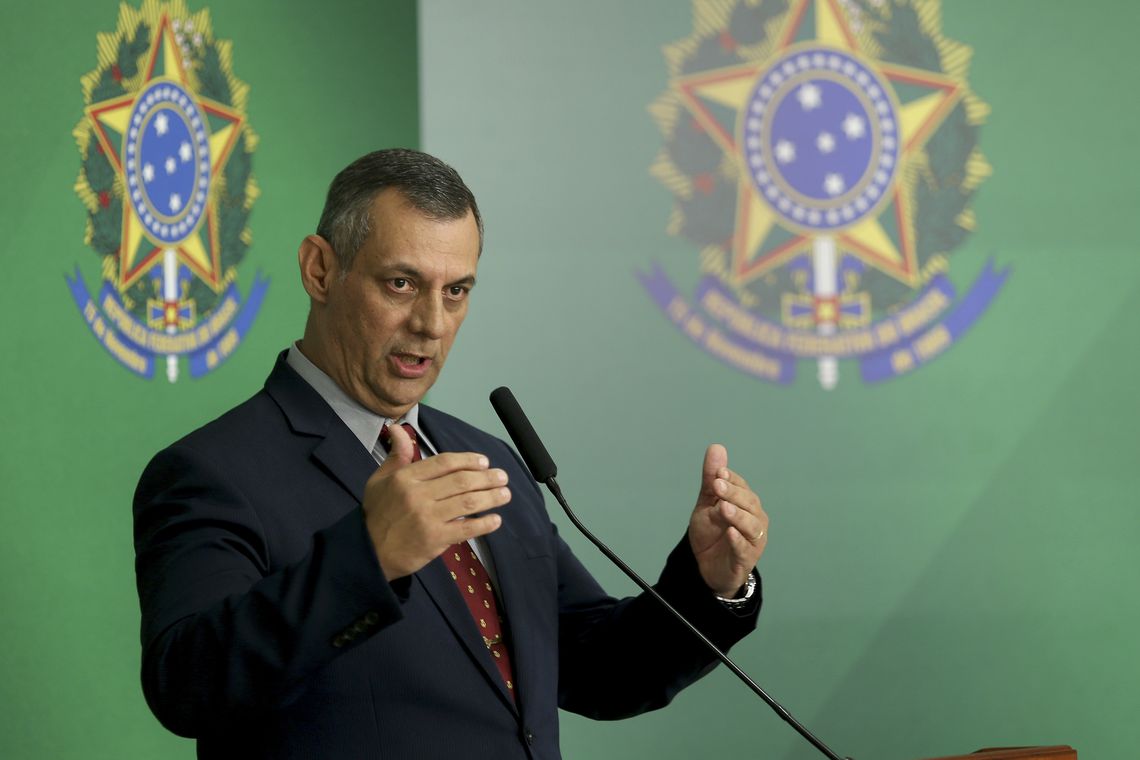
[165, 156, 177, 175]
[774, 139, 796, 164]
[179, 141, 193, 162]
[817, 132, 836, 154]
[823, 173, 846, 196]
[154, 112, 169, 136]
[797, 83, 822, 111]
[842, 113, 866, 139]
[142, 163, 155, 183]
[169, 193, 182, 212]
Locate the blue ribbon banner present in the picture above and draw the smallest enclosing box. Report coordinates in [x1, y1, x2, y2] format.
[638, 260, 1007, 385]
[65, 267, 269, 379]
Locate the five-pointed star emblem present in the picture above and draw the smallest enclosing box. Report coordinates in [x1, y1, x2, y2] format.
[671, 0, 964, 287]
[84, 14, 244, 291]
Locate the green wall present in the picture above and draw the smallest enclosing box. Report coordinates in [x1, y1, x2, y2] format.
[419, 1, 1140, 758]
[2, 1, 1138, 758]
[0, 1, 418, 757]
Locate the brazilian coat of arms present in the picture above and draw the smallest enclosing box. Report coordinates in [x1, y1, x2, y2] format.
[70, 0, 265, 382]
[644, 0, 1005, 388]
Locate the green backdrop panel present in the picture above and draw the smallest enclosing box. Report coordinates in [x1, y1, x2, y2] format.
[0, 1, 418, 757]
[419, 1, 1140, 758]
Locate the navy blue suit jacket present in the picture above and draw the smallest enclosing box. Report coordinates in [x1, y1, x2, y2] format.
[134, 355, 760, 758]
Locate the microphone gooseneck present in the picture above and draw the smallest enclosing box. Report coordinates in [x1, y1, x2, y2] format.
[489, 386, 851, 760]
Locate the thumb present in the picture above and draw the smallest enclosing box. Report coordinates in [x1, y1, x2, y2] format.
[378, 424, 416, 472]
[699, 444, 728, 500]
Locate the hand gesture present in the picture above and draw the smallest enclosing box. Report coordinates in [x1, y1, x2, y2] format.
[688, 444, 768, 597]
[362, 424, 511, 580]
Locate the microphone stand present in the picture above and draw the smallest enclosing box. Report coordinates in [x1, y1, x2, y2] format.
[544, 475, 852, 760]
[490, 385, 851, 759]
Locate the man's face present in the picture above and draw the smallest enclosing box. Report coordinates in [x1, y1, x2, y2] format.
[315, 189, 480, 418]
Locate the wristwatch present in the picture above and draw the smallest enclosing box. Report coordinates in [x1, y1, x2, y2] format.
[715, 570, 758, 608]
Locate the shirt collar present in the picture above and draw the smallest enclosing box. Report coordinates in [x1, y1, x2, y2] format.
[285, 343, 432, 455]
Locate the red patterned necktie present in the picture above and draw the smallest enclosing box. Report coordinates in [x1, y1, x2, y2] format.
[378, 423, 517, 700]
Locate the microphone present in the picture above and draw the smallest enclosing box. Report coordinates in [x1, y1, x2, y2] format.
[489, 386, 852, 760]
[489, 387, 557, 482]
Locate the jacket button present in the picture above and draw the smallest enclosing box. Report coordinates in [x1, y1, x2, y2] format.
[523, 728, 534, 746]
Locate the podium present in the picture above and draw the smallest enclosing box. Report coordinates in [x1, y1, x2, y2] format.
[921, 747, 1076, 760]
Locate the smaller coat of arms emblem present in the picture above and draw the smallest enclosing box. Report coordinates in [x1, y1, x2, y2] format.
[70, 0, 265, 382]
[643, 0, 1006, 388]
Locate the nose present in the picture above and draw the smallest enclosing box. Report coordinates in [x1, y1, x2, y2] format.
[409, 291, 445, 339]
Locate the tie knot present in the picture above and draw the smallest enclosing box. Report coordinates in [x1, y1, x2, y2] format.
[379, 423, 422, 462]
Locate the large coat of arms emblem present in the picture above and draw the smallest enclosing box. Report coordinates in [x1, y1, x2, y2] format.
[644, 0, 1005, 387]
[70, 0, 264, 381]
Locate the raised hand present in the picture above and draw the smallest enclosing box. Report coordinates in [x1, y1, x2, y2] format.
[687, 444, 768, 597]
[363, 423, 511, 580]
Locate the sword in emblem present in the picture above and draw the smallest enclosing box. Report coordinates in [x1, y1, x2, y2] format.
[162, 248, 180, 383]
[812, 235, 839, 390]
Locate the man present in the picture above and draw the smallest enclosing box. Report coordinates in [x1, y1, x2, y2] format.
[134, 149, 769, 759]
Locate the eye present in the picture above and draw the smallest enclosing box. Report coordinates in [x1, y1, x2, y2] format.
[445, 285, 470, 301]
[388, 278, 413, 293]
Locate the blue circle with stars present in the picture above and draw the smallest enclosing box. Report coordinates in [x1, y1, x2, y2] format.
[742, 48, 900, 232]
[124, 80, 211, 245]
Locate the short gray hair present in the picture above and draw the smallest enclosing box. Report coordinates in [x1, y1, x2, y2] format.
[315, 148, 483, 271]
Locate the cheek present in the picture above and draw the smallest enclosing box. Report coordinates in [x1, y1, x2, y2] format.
[357, 310, 405, 346]
[440, 313, 468, 352]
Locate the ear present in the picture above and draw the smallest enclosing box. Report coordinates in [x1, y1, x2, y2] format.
[298, 234, 340, 304]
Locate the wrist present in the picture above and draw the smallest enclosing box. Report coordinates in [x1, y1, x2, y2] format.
[714, 570, 757, 607]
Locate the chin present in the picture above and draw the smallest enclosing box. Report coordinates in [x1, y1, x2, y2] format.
[377, 383, 429, 412]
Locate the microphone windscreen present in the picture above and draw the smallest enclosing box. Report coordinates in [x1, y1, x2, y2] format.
[489, 387, 558, 483]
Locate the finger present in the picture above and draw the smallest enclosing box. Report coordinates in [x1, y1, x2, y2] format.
[726, 525, 763, 561]
[379, 423, 416, 471]
[423, 468, 509, 503]
[712, 478, 761, 516]
[699, 444, 728, 499]
[436, 485, 512, 522]
[716, 467, 752, 492]
[719, 499, 767, 542]
[408, 451, 491, 481]
[444, 511, 504, 543]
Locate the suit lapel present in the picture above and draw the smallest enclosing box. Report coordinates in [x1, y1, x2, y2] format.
[417, 411, 548, 708]
[266, 356, 521, 711]
[419, 407, 523, 712]
[264, 353, 379, 504]
[310, 428, 378, 505]
[266, 365, 524, 712]
[482, 511, 544, 716]
[416, 556, 517, 711]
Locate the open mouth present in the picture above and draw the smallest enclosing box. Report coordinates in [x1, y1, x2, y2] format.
[390, 352, 433, 377]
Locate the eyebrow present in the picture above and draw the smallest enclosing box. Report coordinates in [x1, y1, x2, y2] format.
[382, 264, 476, 289]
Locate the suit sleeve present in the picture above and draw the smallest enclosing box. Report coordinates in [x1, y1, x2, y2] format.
[133, 441, 402, 737]
[497, 440, 761, 719]
[553, 528, 761, 719]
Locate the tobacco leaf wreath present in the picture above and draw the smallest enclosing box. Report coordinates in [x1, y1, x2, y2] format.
[658, 0, 981, 317]
[78, 18, 255, 323]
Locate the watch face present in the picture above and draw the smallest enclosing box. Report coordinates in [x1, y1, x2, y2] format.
[718, 572, 756, 604]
